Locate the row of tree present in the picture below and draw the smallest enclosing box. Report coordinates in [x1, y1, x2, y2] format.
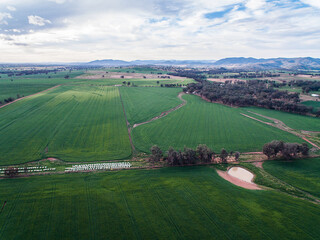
[263, 140, 309, 159]
[184, 80, 316, 115]
[150, 145, 240, 166]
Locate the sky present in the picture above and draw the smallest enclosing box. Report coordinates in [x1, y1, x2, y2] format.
[0, 0, 320, 63]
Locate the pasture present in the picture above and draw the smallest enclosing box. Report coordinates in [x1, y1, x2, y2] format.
[244, 107, 320, 131]
[120, 87, 182, 124]
[0, 167, 319, 240]
[0, 85, 131, 165]
[263, 158, 320, 198]
[132, 94, 305, 153]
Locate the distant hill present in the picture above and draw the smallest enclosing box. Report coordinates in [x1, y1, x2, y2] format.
[86, 59, 216, 67]
[213, 57, 320, 70]
[85, 57, 320, 70]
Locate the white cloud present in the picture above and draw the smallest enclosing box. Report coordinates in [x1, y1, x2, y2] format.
[48, 0, 67, 4]
[300, 0, 320, 8]
[28, 15, 51, 26]
[6, 6, 16, 11]
[1, 0, 320, 62]
[0, 12, 12, 25]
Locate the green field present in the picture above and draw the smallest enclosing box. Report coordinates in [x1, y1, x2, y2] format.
[302, 101, 320, 113]
[245, 107, 320, 131]
[0, 167, 319, 240]
[0, 85, 131, 165]
[263, 158, 320, 198]
[72, 77, 195, 87]
[108, 66, 169, 74]
[120, 87, 182, 124]
[0, 70, 84, 103]
[132, 94, 305, 153]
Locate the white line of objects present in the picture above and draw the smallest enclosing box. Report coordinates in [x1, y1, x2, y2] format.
[0, 166, 56, 174]
[65, 162, 131, 172]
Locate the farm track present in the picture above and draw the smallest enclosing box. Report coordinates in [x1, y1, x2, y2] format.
[132, 92, 187, 129]
[0, 84, 62, 110]
[118, 89, 136, 153]
[241, 111, 320, 150]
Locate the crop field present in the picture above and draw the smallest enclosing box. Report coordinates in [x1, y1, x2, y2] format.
[0, 70, 84, 103]
[302, 101, 320, 113]
[0, 85, 131, 165]
[120, 87, 182, 124]
[0, 167, 319, 240]
[132, 94, 305, 153]
[263, 158, 320, 198]
[244, 107, 320, 131]
[72, 77, 194, 86]
[108, 67, 169, 74]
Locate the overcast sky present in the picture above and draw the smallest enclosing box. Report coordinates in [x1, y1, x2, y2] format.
[0, 0, 320, 62]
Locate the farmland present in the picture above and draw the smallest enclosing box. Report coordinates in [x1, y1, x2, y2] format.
[244, 107, 320, 131]
[302, 101, 320, 113]
[132, 94, 305, 154]
[263, 158, 320, 198]
[0, 85, 131, 165]
[120, 87, 182, 124]
[1, 167, 319, 240]
[0, 70, 84, 104]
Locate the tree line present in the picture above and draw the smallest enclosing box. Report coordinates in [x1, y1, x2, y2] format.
[184, 80, 316, 115]
[263, 140, 309, 160]
[149, 145, 240, 166]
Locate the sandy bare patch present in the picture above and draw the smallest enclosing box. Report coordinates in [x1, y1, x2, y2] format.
[252, 161, 264, 169]
[207, 78, 245, 83]
[216, 169, 262, 190]
[76, 71, 188, 81]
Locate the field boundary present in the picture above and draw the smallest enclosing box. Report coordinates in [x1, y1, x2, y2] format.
[132, 92, 187, 129]
[0, 84, 62, 110]
[240, 112, 320, 150]
[119, 89, 136, 153]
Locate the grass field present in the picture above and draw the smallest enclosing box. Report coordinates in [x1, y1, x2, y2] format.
[0, 167, 319, 240]
[0, 85, 131, 165]
[244, 107, 320, 131]
[263, 158, 320, 198]
[132, 94, 305, 153]
[120, 87, 182, 124]
[302, 101, 320, 113]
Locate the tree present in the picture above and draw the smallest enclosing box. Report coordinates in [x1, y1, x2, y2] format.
[122, 81, 126, 85]
[156, 81, 160, 85]
[4, 167, 18, 178]
[263, 143, 274, 159]
[300, 143, 309, 156]
[234, 151, 240, 161]
[196, 144, 213, 163]
[127, 82, 131, 86]
[150, 145, 163, 163]
[64, 75, 70, 79]
[220, 149, 228, 163]
[182, 147, 197, 165]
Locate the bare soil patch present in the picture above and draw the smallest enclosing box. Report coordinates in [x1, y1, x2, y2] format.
[76, 71, 188, 81]
[216, 169, 262, 190]
[207, 78, 245, 83]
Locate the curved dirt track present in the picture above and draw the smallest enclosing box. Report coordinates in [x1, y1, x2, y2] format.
[0, 85, 62, 110]
[241, 111, 320, 150]
[132, 92, 187, 129]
